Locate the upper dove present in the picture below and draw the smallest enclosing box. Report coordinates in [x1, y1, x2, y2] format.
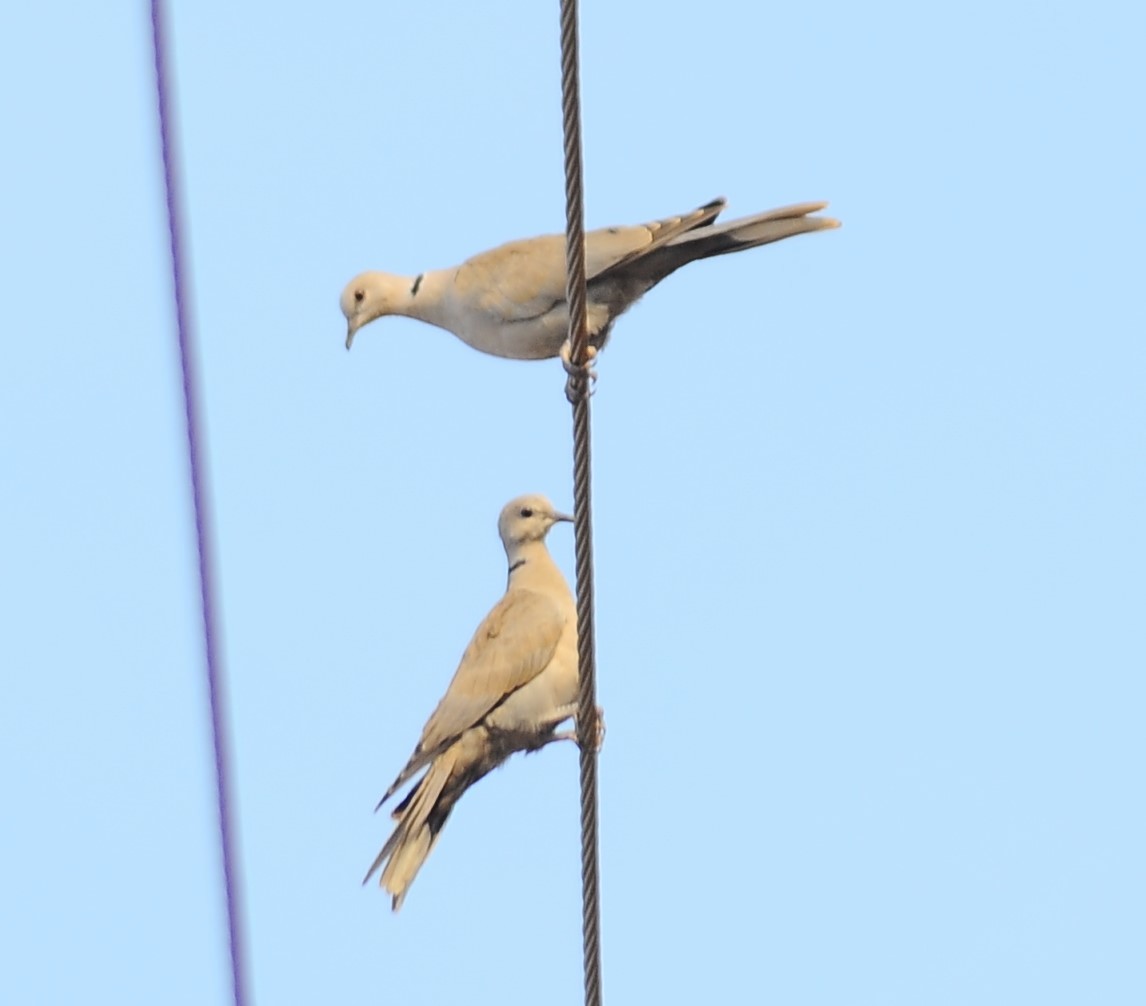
[364, 494, 582, 911]
[341, 198, 839, 360]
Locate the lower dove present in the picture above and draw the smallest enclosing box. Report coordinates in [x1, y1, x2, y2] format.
[365, 494, 585, 911]
[341, 197, 839, 360]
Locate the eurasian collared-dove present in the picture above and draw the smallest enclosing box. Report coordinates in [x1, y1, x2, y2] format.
[341, 198, 839, 360]
[364, 494, 582, 911]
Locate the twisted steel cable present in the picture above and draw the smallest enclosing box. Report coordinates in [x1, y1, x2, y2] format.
[558, 2, 603, 1004]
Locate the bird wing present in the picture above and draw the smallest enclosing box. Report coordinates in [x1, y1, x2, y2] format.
[453, 235, 569, 324]
[448, 199, 727, 323]
[422, 587, 567, 748]
[587, 198, 726, 282]
[379, 588, 567, 803]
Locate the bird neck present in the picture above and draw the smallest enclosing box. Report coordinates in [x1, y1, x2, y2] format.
[391, 269, 449, 329]
[505, 540, 563, 590]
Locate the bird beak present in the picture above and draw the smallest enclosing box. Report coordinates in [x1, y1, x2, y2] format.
[345, 322, 358, 351]
[553, 510, 574, 524]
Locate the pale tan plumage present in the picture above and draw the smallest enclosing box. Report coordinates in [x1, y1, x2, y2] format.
[340, 198, 840, 359]
[364, 494, 579, 910]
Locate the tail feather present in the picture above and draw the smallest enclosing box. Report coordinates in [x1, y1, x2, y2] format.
[669, 201, 839, 261]
[382, 828, 435, 913]
[594, 200, 839, 298]
[364, 726, 528, 910]
[363, 750, 458, 909]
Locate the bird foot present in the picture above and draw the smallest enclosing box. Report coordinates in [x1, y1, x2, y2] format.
[554, 705, 606, 753]
[560, 341, 598, 403]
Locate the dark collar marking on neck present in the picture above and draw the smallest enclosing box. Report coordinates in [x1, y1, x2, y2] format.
[410, 273, 424, 296]
[507, 558, 526, 575]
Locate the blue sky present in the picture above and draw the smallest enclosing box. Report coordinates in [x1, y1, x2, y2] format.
[2, 1, 1143, 1004]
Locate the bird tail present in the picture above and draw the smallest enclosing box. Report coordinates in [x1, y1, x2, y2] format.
[363, 748, 460, 911]
[669, 201, 839, 260]
[365, 726, 511, 911]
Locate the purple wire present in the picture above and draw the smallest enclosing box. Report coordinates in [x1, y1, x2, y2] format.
[149, 3, 251, 1003]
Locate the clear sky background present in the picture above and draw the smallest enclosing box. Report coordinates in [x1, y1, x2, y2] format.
[2, 2, 1143, 1004]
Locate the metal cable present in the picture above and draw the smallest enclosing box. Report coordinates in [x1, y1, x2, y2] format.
[150, 4, 252, 1004]
[558, 2, 603, 1004]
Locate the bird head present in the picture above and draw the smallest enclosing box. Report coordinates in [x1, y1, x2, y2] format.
[341, 272, 405, 350]
[497, 494, 574, 549]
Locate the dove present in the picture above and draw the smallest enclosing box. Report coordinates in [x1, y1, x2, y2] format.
[341, 197, 839, 360]
[364, 494, 583, 911]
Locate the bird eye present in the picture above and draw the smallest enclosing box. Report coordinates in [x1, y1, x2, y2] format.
[353, 290, 365, 303]
[520, 507, 534, 518]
